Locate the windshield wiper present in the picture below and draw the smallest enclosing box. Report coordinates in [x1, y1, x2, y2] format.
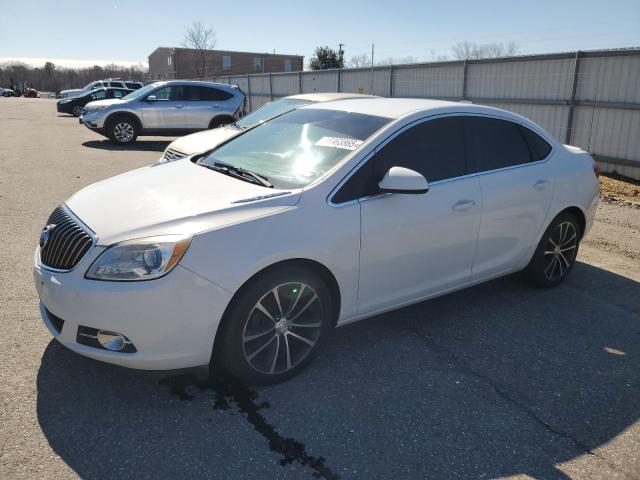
[200, 162, 273, 188]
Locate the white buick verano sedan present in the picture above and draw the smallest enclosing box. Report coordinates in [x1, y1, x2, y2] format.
[34, 98, 599, 384]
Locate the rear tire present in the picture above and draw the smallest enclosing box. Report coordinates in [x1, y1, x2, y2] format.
[525, 212, 581, 288]
[209, 116, 235, 129]
[107, 115, 138, 144]
[215, 265, 333, 385]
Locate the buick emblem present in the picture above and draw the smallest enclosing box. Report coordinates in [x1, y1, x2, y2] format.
[40, 224, 56, 248]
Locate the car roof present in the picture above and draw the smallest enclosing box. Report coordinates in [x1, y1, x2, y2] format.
[286, 92, 377, 102]
[157, 80, 238, 89]
[307, 96, 532, 120]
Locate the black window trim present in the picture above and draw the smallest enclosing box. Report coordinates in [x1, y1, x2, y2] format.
[328, 112, 555, 207]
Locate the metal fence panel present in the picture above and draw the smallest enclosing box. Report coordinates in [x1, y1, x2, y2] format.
[576, 55, 640, 104]
[248, 74, 271, 109]
[572, 106, 640, 161]
[272, 73, 300, 97]
[339, 67, 392, 96]
[301, 70, 339, 93]
[481, 102, 570, 141]
[393, 64, 464, 99]
[467, 58, 575, 100]
[209, 50, 640, 179]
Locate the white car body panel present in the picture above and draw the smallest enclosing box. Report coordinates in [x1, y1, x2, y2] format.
[357, 176, 482, 315]
[34, 98, 600, 370]
[165, 127, 239, 156]
[66, 161, 299, 246]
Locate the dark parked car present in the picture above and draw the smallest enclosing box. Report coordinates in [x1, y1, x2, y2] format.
[57, 87, 133, 117]
[125, 81, 144, 90]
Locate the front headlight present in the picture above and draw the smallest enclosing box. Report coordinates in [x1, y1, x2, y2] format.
[85, 235, 192, 281]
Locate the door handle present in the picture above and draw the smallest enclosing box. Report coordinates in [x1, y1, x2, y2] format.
[175, 104, 184, 109]
[452, 200, 476, 211]
[533, 180, 550, 190]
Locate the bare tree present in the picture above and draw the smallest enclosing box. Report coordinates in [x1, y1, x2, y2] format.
[183, 21, 217, 78]
[348, 54, 370, 69]
[452, 41, 520, 60]
[376, 55, 418, 67]
[0, 61, 147, 93]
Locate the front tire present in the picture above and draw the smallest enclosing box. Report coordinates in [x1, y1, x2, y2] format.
[72, 105, 83, 117]
[216, 266, 333, 385]
[525, 212, 581, 288]
[107, 116, 138, 144]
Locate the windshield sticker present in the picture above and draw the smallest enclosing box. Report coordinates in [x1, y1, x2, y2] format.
[315, 137, 363, 150]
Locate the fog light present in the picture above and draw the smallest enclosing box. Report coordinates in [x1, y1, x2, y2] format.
[97, 330, 126, 351]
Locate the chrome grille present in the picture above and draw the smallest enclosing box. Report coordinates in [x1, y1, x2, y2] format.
[40, 207, 93, 270]
[163, 148, 187, 162]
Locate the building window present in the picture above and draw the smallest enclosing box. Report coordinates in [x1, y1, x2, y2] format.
[253, 57, 262, 72]
[223, 55, 231, 70]
[284, 59, 292, 72]
[167, 56, 172, 66]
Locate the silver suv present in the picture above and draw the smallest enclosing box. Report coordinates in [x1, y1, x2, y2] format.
[80, 81, 245, 144]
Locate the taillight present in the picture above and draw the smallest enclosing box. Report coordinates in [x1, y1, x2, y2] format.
[593, 163, 600, 178]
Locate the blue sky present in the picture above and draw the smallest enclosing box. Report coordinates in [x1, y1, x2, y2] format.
[1, 0, 639, 67]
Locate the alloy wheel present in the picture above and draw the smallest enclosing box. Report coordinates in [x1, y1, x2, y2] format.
[242, 282, 323, 375]
[72, 105, 83, 117]
[543, 221, 578, 281]
[113, 122, 134, 143]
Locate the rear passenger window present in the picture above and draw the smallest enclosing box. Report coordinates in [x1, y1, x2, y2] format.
[520, 126, 552, 160]
[182, 86, 234, 101]
[200, 87, 234, 101]
[464, 117, 532, 172]
[332, 117, 467, 203]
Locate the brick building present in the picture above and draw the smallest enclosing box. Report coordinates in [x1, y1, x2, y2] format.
[148, 47, 304, 80]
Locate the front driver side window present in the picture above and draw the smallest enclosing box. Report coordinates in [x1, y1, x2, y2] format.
[91, 90, 106, 100]
[151, 86, 172, 101]
[332, 116, 467, 204]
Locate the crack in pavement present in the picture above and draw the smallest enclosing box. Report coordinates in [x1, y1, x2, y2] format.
[160, 369, 340, 479]
[404, 318, 639, 480]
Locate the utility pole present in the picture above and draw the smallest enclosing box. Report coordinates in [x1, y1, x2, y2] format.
[338, 43, 344, 65]
[370, 43, 375, 94]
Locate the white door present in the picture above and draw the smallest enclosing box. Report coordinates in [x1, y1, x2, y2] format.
[140, 86, 185, 129]
[464, 116, 555, 279]
[342, 116, 482, 315]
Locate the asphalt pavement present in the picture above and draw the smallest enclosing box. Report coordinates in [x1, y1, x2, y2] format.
[1, 98, 639, 480]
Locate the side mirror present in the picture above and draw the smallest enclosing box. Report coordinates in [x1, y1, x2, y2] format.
[378, 166, 429, 194]
[146, 95, 157, 102]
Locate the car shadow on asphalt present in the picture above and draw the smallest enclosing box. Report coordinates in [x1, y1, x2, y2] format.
[36, 262, 640, 480]
[82, 140, 171, 152]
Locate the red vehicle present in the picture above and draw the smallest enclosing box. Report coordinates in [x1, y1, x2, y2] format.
[22, 88, 39, 98]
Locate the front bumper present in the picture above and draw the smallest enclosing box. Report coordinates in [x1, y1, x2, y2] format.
[34, 247, 232, 370]
[80, 110, 108, 129]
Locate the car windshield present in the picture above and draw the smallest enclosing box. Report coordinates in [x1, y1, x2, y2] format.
[198, 108, 390, 189]
[236, 98, 314, 129]
[121, 83, 157, 100]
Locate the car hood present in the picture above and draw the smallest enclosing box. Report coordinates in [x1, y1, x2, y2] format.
[66, 160, 299, 245]
[85, 98, 125, 109]
[60, 89, 84, 97]
[167, 126, 240, 156]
